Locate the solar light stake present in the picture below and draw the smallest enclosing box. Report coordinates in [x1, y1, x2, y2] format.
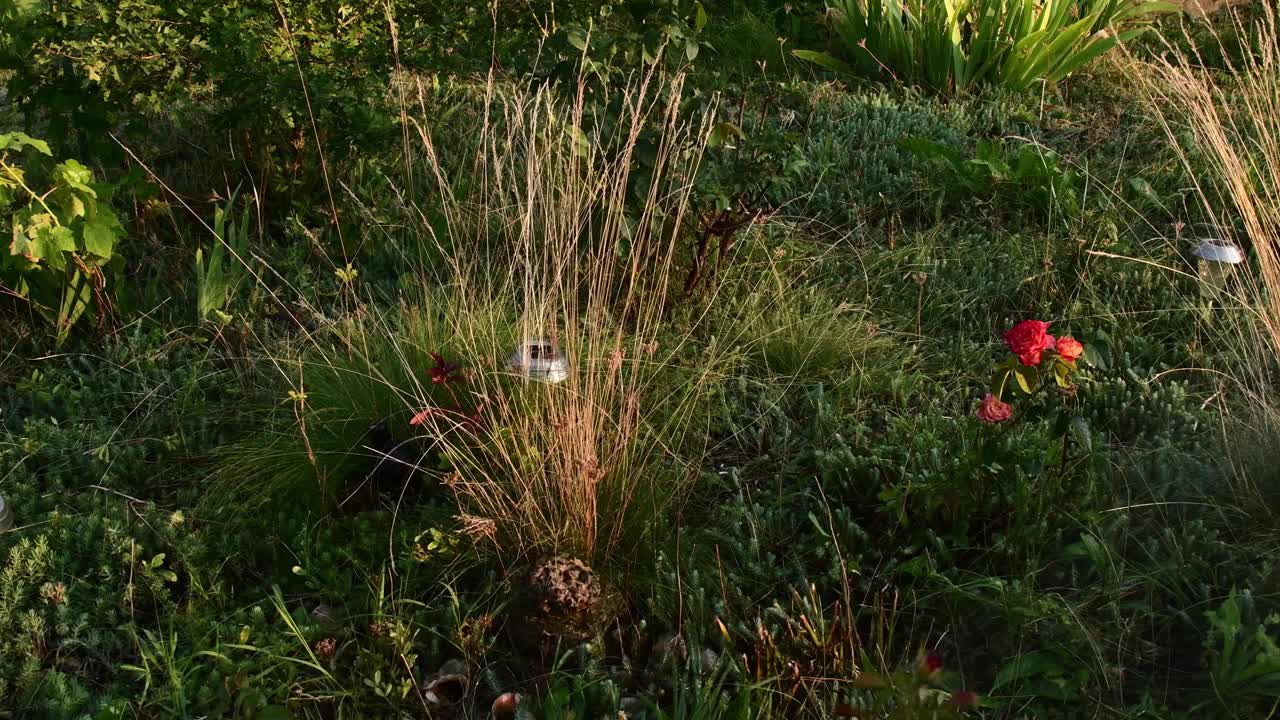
[1192, 238, 1245, 297]
[507, 339, 569, 383]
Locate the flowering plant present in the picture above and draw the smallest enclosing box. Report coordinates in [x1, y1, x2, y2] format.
[977, 320, 1089, 424]
[409, 350, 486, 432]
[838, 652, 981, 718]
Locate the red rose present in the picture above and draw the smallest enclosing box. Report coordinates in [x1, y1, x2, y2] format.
[976, 393, 1012, 423]
[1004, 320, 1056, 366]
[1056, 336, 1084, 362]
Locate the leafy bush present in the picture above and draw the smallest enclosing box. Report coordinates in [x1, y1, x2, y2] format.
[902, 137, 1082, 222]
[1, 133, 125, 345]
[795, 0, 1173, 93]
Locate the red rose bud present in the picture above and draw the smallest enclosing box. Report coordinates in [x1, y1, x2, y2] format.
[949, 690, 980, 709]
[1056, 336, 1084, 362]
[1004, 320, 1055, 366]
[851, 671, 886, 689]
[918, 652, 944, 677]
[491, 693, 522, 719]
[976, 393, 1012, 423]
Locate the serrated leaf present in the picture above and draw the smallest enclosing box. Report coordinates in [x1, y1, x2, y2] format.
[0, 132, 51, 155]
[54, 160, 95, 193]
[12, 219, 74, 270]
[82, 212, 123, 257]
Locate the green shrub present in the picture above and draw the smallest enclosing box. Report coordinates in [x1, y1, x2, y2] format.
[902, 137, 1082, 223]
[0, 133, 126, 346]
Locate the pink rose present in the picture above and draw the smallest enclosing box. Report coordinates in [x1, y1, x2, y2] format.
[1056, 335, 1084, 362]
[976, 393, 1012, 423]
[1004, 320, 1056, 366]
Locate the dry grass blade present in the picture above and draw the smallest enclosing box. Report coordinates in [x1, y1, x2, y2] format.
[1132, 4, 1280, 513]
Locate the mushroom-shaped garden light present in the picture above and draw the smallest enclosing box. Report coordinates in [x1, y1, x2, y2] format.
[1192, 238, 1245, 296]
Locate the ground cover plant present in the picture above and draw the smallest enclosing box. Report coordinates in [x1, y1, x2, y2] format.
[2, 0, 1280, 718]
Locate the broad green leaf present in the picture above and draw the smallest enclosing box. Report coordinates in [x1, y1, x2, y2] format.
[54, 160, 96, 194]
[12, 216, 74, 269]
[791, 50, 857, 77]
[991, 367, 1012, 398]
[82, 211, 123, 258]
[992, 650, 1066, 691]
[899, 137, 963, 165]
[569, 126, 591, 158]
[0, 132, 51, 155]
[707, 122, 744, 148]
[1045, 34, 1117, 84]
[1081, 339, 1109, 370]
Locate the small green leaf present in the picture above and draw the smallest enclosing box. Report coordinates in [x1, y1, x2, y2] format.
[1012, 364, 1039, 395]
[707, 122, 743, 148]
[1082, 339, 1109, 370]
[1128, 176, 1166, 210]
[1053, 359, 1073, 388]
[54, 160, 95, 194]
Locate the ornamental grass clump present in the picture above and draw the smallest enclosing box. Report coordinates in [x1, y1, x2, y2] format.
[216, 73, 738, 572]
[796, 0, 1174, 93]
[1133, 4, 1280, 517]
[393, 75, 732, 569]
